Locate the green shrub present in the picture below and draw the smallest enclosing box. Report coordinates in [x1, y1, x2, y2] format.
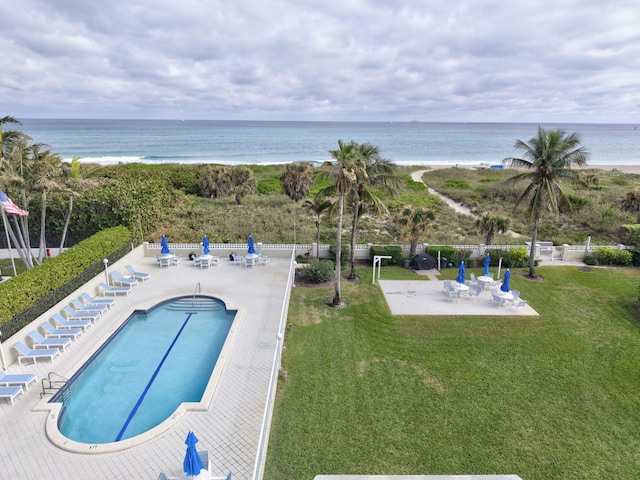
[406, 178, 427, 191]
[329, 244, 349, 267]
[583, 254, 599, 266]
[303, 260, 335, 283]
[0, 226, 132, 329]
[387, 194, 441, 211]
[256, 176, 283, 195]
[442, 179, 472, 189]
[596, 248, 632, 266]
[369, 245, 403, 265]
[426, 246, 456, 264]
[486, 247, 529, 268]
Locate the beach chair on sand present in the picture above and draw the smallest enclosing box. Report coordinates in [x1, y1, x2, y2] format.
[0, 386, 23, 405]
[0, 371, 37, 391]
[12, 341, 60, 365]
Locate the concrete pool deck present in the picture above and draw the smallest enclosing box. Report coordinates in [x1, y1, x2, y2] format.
[0, 255, 292, 480]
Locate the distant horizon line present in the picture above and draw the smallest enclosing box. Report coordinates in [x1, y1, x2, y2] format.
[17, 117, 639, 126]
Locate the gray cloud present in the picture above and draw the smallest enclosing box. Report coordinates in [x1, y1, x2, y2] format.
[2, 0, 639, 122]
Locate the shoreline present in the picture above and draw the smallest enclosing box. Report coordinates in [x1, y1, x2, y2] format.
[421, 163, 640, 174]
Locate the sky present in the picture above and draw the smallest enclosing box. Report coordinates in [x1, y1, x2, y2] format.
[2, 0, 639, 123]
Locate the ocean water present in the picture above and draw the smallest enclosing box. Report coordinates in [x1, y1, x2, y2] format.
[17, 119, 640, 166]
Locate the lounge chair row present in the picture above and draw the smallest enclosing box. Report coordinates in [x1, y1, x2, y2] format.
[0, 371, 37, 405]
[11, 292, 118, 367]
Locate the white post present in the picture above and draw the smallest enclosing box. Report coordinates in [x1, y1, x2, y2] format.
[0, 330, 7, 370]
[585, 236, 591, 255]
[372, 255, 392, 284]
[103, 258, 109, 285]
[497, 258, 503, 280]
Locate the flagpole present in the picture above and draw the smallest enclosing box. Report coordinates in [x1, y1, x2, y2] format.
[1, 209, 17, 277]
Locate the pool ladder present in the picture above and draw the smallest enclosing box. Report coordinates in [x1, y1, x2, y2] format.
[192, 282, 201, 308]
[40, 372, 71, 402]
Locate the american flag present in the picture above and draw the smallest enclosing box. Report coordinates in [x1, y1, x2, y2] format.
[0, 190, 29, 216]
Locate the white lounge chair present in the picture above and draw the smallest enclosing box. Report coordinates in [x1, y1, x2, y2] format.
[0, 386, 23, 405]
[244, 256, 256, 268]
[171, 256, 182, 266]
[71, 298, 107, 316]
[28, 331, 71, 351]
[80, 292, 115, 309]
[260, 256, 270, 266]
[125, 264, 150, 281]
[51, 313, 91, 331]
[199, 257, 211, 268]
[63, 305, 100, 323]
[12, 341, 60, 365]
[99, 282, 132, 296]
[0, 371, 36, 391]
[443, 280, 452, 292]
[40, 321, 82, 340]
[446, 289, 459, 303]
[233, 255, 243, 266]
[110, 271, 138, 287]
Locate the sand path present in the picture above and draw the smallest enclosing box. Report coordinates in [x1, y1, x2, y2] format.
[411, 169, 524, 239]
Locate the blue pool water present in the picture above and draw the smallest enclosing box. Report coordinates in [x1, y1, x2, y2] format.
[52, 296, 235, 444]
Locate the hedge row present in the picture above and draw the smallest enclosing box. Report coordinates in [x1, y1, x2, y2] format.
[0, 226, 132, 327]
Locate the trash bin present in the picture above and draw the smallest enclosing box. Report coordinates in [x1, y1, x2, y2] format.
[440, 257, 448, 269]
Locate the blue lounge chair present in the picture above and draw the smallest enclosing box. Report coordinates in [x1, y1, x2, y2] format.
[110, 270, 138, 287]
[0, 386, 23, 405]
[51, 313, 91, 331]
[12, 341, 60, 365]
[71, 298, 107, 316]
[80, 292, 115, 309]
[63, 305, 100, 323]
[125, 264, 150, 281]
[99, 282, 132, 296]
[28, 331, 71, 351]
[40, 321, 82, 340]
[0, 371, 37, 391]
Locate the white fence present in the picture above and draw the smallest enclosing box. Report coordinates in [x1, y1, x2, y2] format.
[142, 240, 626, 263]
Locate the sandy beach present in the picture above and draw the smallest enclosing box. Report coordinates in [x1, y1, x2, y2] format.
[425, 164, 640, 174]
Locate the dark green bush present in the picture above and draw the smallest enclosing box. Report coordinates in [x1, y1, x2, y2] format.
[256, 176, 283, 195]
[442, 179, 472, 189]
[486, 247, 529, 268]
[426, 246, 456, 264]
[329, 244, 349, 267]
[369, 245, 403, 265]
[303, 260, 335, 283]
[583, 254, 599, 266]
[0, 226, 132, 328]
[595, 248, 632, 266]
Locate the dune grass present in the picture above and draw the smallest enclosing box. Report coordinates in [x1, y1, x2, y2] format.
[265, 265, 640, 479]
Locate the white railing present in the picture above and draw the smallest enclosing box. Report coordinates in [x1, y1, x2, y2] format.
[251, 248, 296, 480]
[143, 240, 628, 263]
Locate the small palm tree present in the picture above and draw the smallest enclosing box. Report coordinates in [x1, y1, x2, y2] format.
[503, 127, 588, 277]
[302, 196, 332, 258]
[475, 214, 509, 245]
[394, 206, 436, 257]
[621, 188, 640, 223]
[281, 162, 314, 202]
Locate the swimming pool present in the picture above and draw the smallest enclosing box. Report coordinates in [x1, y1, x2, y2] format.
[44, 296, 236, 450]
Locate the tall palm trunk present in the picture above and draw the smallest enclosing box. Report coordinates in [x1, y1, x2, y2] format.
[38, 191, 47, 262]
[59, 194, 73, 253]
[332, 194, 344, 306]
[348, 201, 359, 279]
[528, 215, 540, 278]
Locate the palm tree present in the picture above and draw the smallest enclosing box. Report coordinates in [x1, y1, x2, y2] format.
[621, 188, 640, 223]
[327, 140, 360, 307]
[394, 206, 436, 257]
[229, 166, 257, 205]
[344, 143, 399, 279]
[475, 214, 509, 245]
[503, 127, 588, 277]
[302, 195, 332, 258]
[281, 162, 314, 202]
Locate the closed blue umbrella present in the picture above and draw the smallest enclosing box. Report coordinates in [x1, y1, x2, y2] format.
[202, 236, 210, 255]
[456, 261, 466, 284]
[500, 268, 511, 293]
[247, 235, 256, 255]
[183, 431, 205, 477]
[160, 235, 170, 255]
[483, 253, 490, 275]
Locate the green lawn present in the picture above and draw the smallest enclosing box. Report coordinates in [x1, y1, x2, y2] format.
[265, 265, 640, 479]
